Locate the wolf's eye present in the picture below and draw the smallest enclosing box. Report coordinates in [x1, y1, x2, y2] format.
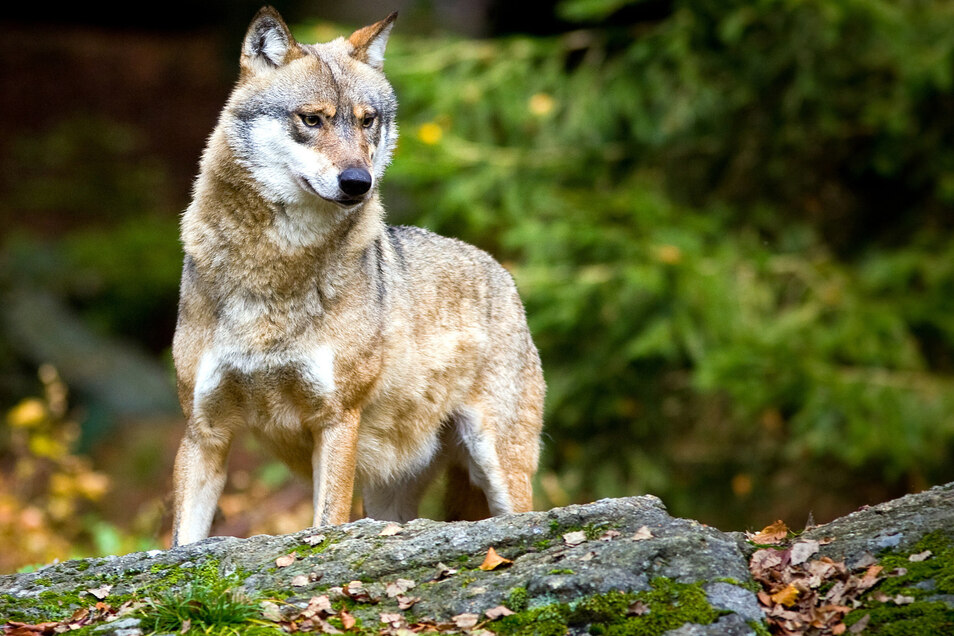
[300, 114, 322, 128]
[361, 114, 376, 128]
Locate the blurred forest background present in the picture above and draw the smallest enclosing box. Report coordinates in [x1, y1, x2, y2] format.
[2, 0, 954, 573]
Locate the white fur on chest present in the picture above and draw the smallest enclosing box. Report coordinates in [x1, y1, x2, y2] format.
[193, 295, 336, 426]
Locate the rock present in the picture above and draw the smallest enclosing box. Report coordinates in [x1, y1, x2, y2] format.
[2, 483, 953, 634]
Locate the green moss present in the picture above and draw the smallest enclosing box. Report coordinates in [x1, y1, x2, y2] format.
[549, 569, 575, 575]
[534, 539, 552, 550]
[842, 531, 954, 634]
[844, 602, 954, 635]
[875, 531, 954, 598]
[491, 578, 722, 636]
[507, 586, 529, 612]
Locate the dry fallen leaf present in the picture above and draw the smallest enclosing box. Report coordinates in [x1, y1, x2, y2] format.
[631, 526, 653, 541]
[291, 574, 311, 587]
[790, 540, 819, 566]
[485, 605, 515, 620]
[385, 578, 416, 597]
[562, 530, 587, 546]
[770, 583, 801, 607]
[749, 520, 789, 544]
[260, 601, 283, 622]
[432, 562, 458, 580]
[908, 550, 932, 562]
[627, 600, 650, 616]
[452, 613, 480, 629]
[380, 612, 406, 629]
[478, 546, 513, 571]
[599, 529, 621, 541]
[379, 523, 403, 536]
[339, 610, 356, 630]
[303, 533, 326, 546]
[275, 552, 297, 568]
[397, 594, 420, 610]
[85, 584, 112, 600]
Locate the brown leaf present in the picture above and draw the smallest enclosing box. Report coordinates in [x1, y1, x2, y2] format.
[343, 580, 376, 603]
[908, 550, 933, 562]
[832, 623, 847, 635]
[300, 595, 333, 619]
[85, 584, 112, 600]
[379, 523, 403, 536]
[750, 548, 784, 578]
[385, 578, 416, 597]
[790, 540, 819, 566]
[562, 530, 587, 546]
[484, 605, 515, 620]
[291, 574, 311, 587]
[631, 526, 653, 541]
[749, 520, 789, 545]
[179, 618, 192, 634]
[397, 594, 420, 610]
[452, 613, 480, 629]
[380, 612, 406, 629]
[275, 552, 297, 568]
[339, 610, 356, 630]
[478, 547, 513, 571]
[69, 608, 90, 623]
[431, 562, 458, 581]
[303, 533, 326, 546]
[627, 600, 650, 616]
[599, 529, 621, 541]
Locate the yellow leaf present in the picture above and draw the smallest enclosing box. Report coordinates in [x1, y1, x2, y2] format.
[749, 520, 789, 544]
[770, 583, 800, 607]
[7, 399, 47, 429]
[478, 546, 512, 571]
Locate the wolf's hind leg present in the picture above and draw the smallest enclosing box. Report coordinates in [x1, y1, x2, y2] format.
[452, 407, 515, 516]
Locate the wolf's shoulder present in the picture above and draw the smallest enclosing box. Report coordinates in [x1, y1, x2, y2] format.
[386, 225, 504, 271]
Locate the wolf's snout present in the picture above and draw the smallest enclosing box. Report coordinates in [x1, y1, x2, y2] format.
[338, 168, 373, 197]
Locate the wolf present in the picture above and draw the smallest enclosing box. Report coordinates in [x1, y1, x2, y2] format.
[170, 6, 545, 546]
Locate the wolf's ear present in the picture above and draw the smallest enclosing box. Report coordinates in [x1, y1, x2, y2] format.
[347, 12, 398, 71]
[241, 6, 298, 74]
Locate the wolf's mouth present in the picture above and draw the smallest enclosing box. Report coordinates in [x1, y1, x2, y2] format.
[296, 175, 364, 208]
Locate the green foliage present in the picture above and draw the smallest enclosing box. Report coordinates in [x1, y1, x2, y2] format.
[368, 0, 954, 525]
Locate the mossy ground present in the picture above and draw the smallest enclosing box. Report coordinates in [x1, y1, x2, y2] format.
[843, 531, 954, 634]
[490, 578, 723, 635]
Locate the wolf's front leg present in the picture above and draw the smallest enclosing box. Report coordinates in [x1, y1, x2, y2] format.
[311, 409, 361, 527]
[171, 426, 233, 546]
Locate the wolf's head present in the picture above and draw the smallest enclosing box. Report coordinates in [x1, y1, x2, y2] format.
[222, 6, 398, 210]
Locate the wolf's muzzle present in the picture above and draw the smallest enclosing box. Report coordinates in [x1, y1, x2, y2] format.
[338, 167, 373, 197]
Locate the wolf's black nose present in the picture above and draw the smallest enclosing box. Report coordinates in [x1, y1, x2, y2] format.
[338, 168, 373, 196]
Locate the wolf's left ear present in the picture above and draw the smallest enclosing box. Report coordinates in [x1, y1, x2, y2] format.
[347, 12, 398, 71]
[241, 6, 299, 75]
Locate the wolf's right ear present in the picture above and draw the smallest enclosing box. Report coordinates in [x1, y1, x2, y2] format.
[241, 6, 299, 75]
